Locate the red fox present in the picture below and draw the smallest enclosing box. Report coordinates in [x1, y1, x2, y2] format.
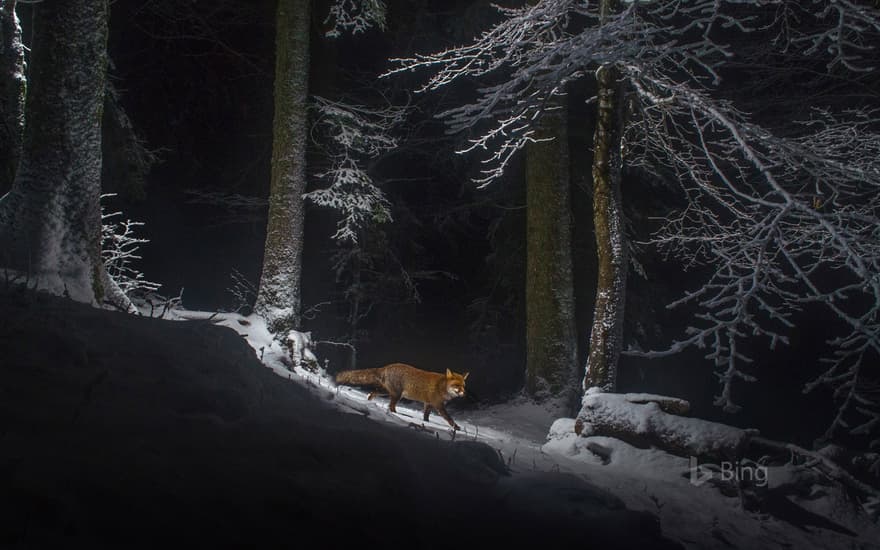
[335, 363, 469, 430]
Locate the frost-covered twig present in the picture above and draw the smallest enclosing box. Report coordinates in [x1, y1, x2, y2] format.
[142, 288, 184, 319]
[780, 0, 880, 72]
[100, 194, 161, 308]
[305, 96, 405, 243]
[383, 0, 880, 439]
[226, 267, 258, 315]
[623, 67, 880, 422]
[385, 0, 821, 185]
[324, 0, 386, 38]
[386, 0, 642, 185]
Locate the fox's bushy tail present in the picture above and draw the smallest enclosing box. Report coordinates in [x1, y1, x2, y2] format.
[335, 368, 382, 387]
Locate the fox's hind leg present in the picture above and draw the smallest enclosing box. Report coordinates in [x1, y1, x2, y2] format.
[388, 393, 400, 413]
[423, 403, 433, 421]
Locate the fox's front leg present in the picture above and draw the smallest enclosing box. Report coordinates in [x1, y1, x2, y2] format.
[423, 403, 433, 422]
[437, 405, 460, 430]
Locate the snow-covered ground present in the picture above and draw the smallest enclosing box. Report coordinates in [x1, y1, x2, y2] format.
[3, 290, 678, 548]
[3, 288, 876, 548]
[195, 308, 880, 550]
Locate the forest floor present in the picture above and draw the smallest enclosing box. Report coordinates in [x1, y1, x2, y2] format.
[1, 287, 878, 549]
[222, 310, 880, 550]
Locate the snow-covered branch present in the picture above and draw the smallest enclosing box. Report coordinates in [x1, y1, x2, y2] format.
[100, 194, 161, 305]
[324, 0, 386, 38]
[226, 267, 258, 315]
[386, 0, 643, 185]
[305, 96, 404, 243]
[382, 0, 880, 439]
[779, 0, 880, 72]
[385, 0, 797, 185]
[624, 66, 880, 427]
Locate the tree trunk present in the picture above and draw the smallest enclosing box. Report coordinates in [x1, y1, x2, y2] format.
[255, 0, 311, 334]
[0, 0, 26, 194]
[525, 99, 578, 414]
[583, 0, 627, 393]
[0, 0, 109, 304]
[101, 80, 155, 202]
[347, 258, 361, 371]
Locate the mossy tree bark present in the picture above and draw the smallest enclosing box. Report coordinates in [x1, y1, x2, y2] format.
[0, 0, 109, 304]
[525, 99, 578, 413]
[1, 0, 26, 194]
[255, 0, 310, 334]
[583, 0, 627, 393]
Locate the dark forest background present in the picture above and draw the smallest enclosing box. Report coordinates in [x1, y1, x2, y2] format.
[13, 0, 838, 446]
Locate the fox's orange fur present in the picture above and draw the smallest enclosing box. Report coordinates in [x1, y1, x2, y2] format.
[335, 363, 469, 430]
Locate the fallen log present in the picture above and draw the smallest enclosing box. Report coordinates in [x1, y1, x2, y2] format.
[620, 392, 691, 415]
[574, 389, 754, 462]
[573, 390, 880, 506]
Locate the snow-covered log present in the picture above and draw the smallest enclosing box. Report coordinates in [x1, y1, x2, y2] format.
[620, 392, 690, 416]
[570, 391, 880, 509]
[575, 390, 753, 462]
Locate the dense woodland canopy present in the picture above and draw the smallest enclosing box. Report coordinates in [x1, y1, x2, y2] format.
[2, 0, 880, 479]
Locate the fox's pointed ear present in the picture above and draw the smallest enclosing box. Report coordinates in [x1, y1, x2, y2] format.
[463, 372, 469, 380]
[446, 368, 453, 378]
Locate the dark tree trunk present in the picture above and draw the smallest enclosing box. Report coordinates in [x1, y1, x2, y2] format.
[0, 0, 25, 194]
[583, 0, 627, 393]
[525, 99, 578, 413]
[0, 0, 109, 304]
[100, 80, 156, 202]
[256, 0, 310, 334]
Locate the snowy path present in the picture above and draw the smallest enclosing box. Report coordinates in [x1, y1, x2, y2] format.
[212, 312, 880, 550]
[278, 364, 880, 550]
